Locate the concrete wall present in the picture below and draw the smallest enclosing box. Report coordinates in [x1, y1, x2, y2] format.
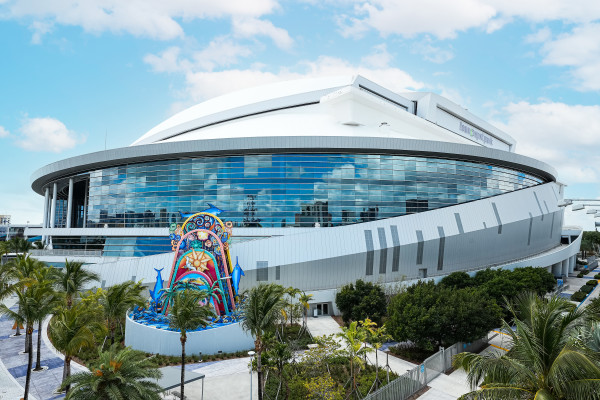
[124, 315, 255, 356]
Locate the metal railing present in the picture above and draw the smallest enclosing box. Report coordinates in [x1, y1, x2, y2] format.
[30, 249, 103, 257]
[364, 336, 489, 400]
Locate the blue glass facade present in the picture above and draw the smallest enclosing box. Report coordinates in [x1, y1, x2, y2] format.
[51, 236, 172, 257]
[81, 154, 545, 228]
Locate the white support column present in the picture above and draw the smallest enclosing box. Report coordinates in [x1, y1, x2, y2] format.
[552, 262, 562, 277]
[50, 182, 57, 229]
[42, 187, 49, 244]
[561, 259, 569, 277]
[42, 187, 49, 228]
[66, 178, 74, 228]
[569, 256, 576, 273]
[82, 181, 88, 228]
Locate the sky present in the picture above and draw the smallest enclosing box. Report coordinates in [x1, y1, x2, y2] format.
[0, 0, 599, 229]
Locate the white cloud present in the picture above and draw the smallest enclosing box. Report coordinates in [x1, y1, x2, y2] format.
[537, 23, 600, 91]
[360, 43, 392, 68]
[339, 0, 600, 40]
[487, 0, 600, 24]
[145, 37, 254, 75]
[0, 126, 9, 137]
[144, 47, 184, 73]
[29, 20, 52, 44]
[17, 117, 84, 152]
[339, 0, 496, 39]
[192, 37, 254, 71]
[232, 17, 293, 49]
[180, 56, 424, 101]
[411, 36, 454, 64]
[145, 40, 424, 103]
[525, 27, 552, 44]
[2, 0, 281, 41]
[492, 101, 600, 184]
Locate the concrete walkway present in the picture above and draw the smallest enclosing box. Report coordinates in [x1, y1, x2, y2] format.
[181, 357, 258, 400]
[0, 295, 85, 400]
[0, 294, 27, 400]
[306, 316, 417, 375]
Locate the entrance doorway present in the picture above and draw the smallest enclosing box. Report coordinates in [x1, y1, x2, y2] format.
[316, 303, 330, 316]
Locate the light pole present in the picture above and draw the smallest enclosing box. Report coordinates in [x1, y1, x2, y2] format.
[248, 350, 255, 399]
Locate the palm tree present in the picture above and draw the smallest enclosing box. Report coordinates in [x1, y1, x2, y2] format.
[32, 241, 45, 250]
[0, 281, 57, 399]
[241, 283, 286, 400]
[580, 238, 594, 259]
[454, 293, 600, 400]
[361, 319, 392, 390]
[168, 289, 215, 400]
[61, 345, 163, 399]
[0, 240, 8, 267]
[8, 237, 33, 254]
[337, 321, 372, 397]
[2, 255, 44, 347]
[285, 286, 301, 326]
[299, 291, 313, 332]
[99, 280, 145, 345]
[49, 302, 106, 394]
[53, 260, 99, 308]
[32, 266, 61, 371]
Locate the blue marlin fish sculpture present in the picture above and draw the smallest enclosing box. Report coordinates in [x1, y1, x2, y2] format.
[179, 204, 226, 220]
[148, 268, 164, 304]
[232, 257, 245, 294]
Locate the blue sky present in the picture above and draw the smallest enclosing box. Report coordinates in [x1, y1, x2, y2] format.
[0, 0, 599, 228]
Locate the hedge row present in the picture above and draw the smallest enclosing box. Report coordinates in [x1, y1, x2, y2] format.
[571, 292, 587, 302]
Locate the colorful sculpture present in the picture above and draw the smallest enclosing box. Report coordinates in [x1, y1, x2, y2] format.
[232, 257, 245, 295]
[178, 204, 226, 220]
[133, 206, 244, 328]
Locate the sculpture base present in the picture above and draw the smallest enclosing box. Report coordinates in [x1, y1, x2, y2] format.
[125, 314, 254, 356]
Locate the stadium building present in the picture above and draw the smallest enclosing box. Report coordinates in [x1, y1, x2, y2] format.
[28, 76, 581, 315]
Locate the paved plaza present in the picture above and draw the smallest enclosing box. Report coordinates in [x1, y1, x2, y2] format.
[0, 294, 87, 400]
[1, 269, 597, 400]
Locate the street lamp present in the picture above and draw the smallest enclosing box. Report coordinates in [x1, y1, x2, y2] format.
[248, 350, 256, 399]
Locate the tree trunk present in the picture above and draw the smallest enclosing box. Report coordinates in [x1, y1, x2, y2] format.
[375, 349, 379, 390]
[66, 295, 72, 309]
[34, 319, 43, 371]
[110, 325, 115, 345]
[351, 358, 356, 393]
[63, 356, 72, 394]
[15, 321, 21, 336]
[24, 325, 33, 400]
[256, 339, 264, 400]
[24, 327, 30, 353]
[180, 335, 186, 400]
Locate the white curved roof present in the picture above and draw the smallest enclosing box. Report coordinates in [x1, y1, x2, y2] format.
[132, 76, 357, 146]
[132, 75, 515, 152]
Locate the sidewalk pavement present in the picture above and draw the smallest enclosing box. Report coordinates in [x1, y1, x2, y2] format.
[0, 295, 85, 400]
[183, 357, 258, 400]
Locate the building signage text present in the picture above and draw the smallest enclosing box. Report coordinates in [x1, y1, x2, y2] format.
[459, 121, 493, 146]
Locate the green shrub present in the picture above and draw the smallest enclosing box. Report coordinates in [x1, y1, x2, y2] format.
[571, 292, 587, 302]
[335, 279, 387, 325]
[578, 273, 585, 278]
[594, 274, 600, 279]
[580, 285, 594, 294]
[389, 343, 437, 363]
[587, 280, 598, 287]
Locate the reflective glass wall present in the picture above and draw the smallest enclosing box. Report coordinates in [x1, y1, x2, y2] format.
[77, 154, 545, 228]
